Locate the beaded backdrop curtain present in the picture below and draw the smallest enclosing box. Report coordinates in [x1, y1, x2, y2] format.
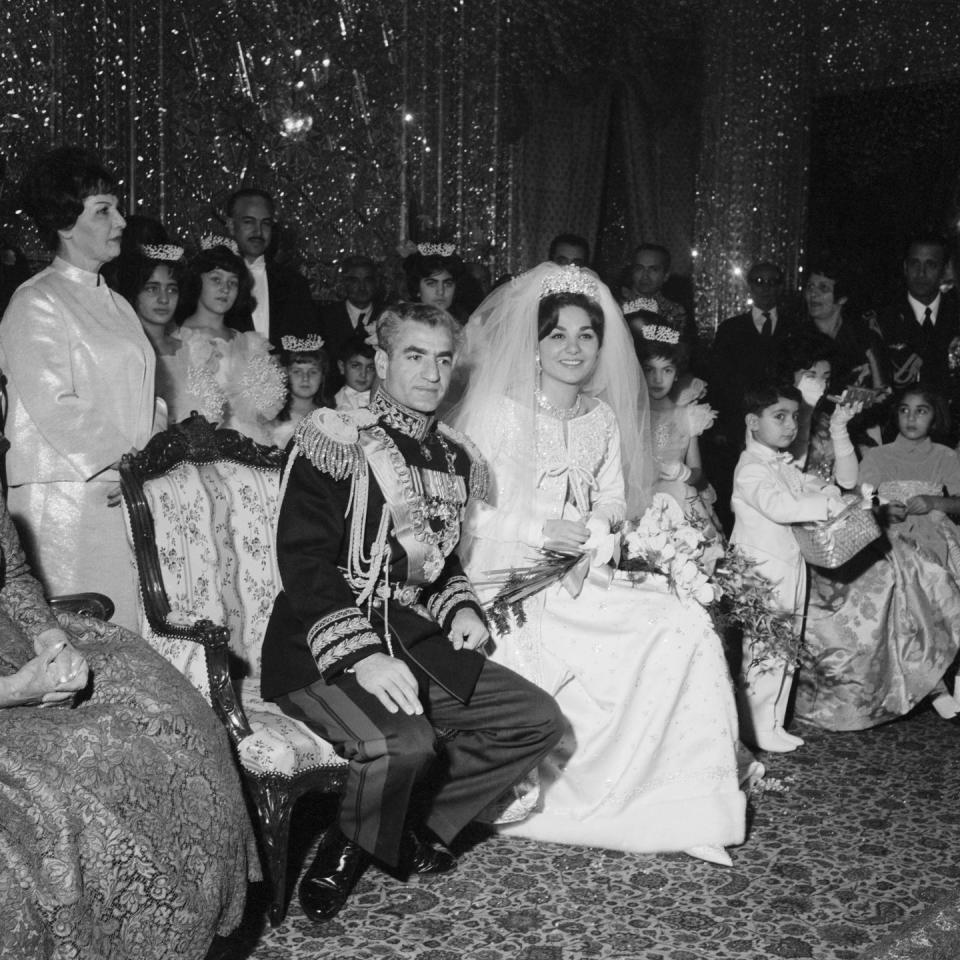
[514, 77, 612, 271]
[0, 0, 517, 290]
[692, 0, 811, 339]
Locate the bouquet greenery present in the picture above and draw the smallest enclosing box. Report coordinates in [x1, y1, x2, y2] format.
[485, 493, 801, 666]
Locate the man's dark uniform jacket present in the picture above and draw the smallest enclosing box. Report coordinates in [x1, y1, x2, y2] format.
[876, 289, 960, 398]
[261, 390, 489, 705]
[228, 259, 318, 350]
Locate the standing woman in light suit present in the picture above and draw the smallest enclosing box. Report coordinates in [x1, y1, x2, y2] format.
[0, 146, 156, 630]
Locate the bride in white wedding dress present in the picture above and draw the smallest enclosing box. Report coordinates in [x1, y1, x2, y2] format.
[453, 263, 746, 865]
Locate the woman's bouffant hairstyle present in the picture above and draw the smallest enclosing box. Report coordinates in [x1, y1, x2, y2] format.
[174, 245, 255, 326]
[892, 383, 951, 443]
[19, 146, 117, 251]
[403, 250, 465, 300]
[804, 257, 855, 306]
[376, 301, 465, 356]
[537, 292, 604, 346]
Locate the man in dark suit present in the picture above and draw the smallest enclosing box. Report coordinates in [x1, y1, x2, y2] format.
[262, 303, 562, 924]
[318, 254, 382, 390]
[225, 187, 316, 349]
[705, 260, 798, 533]
[877, 234, 959, 399]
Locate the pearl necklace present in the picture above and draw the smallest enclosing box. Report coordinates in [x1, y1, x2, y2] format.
[536, 388, 583, 420]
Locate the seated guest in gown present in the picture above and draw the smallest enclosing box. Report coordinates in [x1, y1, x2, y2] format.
[260, 302, 563, 923]
[454, 263, 746, 867]
[731, 381, 845, 753]
[0, 146, 156, 631]
[0, 496, 250, 959]
[165, 243, 287, 444]
[797, 384, 960, 728]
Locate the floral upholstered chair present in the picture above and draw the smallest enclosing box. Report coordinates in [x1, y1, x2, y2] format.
[120, 414, 348, 926]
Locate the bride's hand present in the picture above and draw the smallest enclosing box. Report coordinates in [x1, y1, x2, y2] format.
[542, 519, 590, 555]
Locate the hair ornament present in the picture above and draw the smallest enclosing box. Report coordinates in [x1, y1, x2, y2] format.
[621, 296, 659, 316]
[417, 242, 457, 257]
[281, 334, 325, 352]
[641, 323, 680, 345]
[200, 234, 240, 256]
[539, 265, 599, 301]
[140, 243, 184, 262]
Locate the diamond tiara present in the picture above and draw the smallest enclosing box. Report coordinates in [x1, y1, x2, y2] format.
[140, 243, 184, 262]
[539, 265, 599, 300]
[417, 242, 457, 257]
[281, 335, 325, 352]
[641, 323, 680, 345]
[621, 296, 659, 316]
[200, 234, 240, 256]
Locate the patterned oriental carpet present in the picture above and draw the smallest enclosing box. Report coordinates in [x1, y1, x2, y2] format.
[211, 709, 960, 960]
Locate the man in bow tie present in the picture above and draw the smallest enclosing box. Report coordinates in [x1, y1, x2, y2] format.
[224, 187, 318, 349]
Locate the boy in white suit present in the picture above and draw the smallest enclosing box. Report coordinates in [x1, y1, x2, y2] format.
[731, 382, 844, 752]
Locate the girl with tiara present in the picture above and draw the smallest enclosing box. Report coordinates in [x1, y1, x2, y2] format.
[167, 239, 286, 445]
[402, 242, 468, 323]
[453, 263, 745, 866]
[115, 237, 185, 429]
[270, 335, 331, 448]
[635, 318, 721, 534]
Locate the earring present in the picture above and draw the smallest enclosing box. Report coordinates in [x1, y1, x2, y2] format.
[535, 354, 542, 373]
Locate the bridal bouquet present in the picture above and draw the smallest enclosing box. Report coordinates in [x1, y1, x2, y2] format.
[619, 493, 801, 666]
[485, 493, 801, 666]
[620, 493, 722, 605]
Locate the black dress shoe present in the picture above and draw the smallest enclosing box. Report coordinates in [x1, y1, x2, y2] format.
[298, 828, 369, 923]
[401, 826, 458, 876]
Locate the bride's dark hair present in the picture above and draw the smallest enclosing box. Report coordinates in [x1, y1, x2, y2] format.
[537, 292, 604, 345]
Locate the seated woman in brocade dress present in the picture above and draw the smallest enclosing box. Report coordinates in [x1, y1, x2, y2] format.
[164, 243, 287, 444]
[0, 497, 251, 959]
[796, 382, 960, 729]
[454, 263, 745, 867]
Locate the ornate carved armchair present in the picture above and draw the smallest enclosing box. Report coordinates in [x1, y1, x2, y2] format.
[120, 414, 347, 926]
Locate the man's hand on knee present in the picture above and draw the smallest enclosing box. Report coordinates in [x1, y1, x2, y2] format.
[353, 654, 423, 715]
[448, 608, 490, 651]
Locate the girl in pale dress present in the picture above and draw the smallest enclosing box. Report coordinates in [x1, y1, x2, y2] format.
[115, 240, 186, 430]
[636, 322, 720, 532]
[453, 263, 745, 866]
[797, 385, 960, 728]
[166, 244, 286, 444]
[269, 336, 331, 448]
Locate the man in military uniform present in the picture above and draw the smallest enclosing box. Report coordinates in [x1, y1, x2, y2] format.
[262, 302, 563, 923]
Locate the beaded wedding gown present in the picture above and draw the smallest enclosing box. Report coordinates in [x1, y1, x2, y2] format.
[460, 397, 746, 853]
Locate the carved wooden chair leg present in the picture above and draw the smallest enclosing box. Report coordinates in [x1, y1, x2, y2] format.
[247, 775, 296, 927]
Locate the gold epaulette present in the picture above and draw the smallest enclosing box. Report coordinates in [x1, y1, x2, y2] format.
[294, 408, 377, 480]
[438, 422, 490, 503]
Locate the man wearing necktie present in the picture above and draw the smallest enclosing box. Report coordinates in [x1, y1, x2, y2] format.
[877, 235, 959, 437]
[319, 254, 383, 392]
[224, 187, 317, 350]
[705, 260, 798, 533]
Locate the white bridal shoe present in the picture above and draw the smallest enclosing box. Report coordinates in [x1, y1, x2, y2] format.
[685, 845, 733, 867]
